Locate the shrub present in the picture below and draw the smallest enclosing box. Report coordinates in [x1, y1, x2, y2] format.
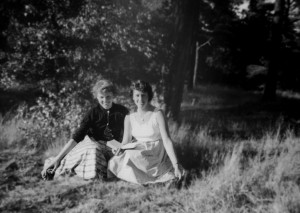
[16, 90, 90, 151]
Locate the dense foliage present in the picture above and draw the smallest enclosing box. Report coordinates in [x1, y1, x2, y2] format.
[0, 0, 300, 119]
[0, 0, 167, 89]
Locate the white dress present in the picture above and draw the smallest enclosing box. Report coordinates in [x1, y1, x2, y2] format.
[108, 110, 176, 184]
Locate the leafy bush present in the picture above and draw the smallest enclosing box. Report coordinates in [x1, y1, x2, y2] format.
[14, 82, 137, 151]
[16, 90, 90, 150]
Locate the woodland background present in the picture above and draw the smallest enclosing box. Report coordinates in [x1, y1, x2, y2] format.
[1, 0, 300, 212]
[1, 0, 300, 119]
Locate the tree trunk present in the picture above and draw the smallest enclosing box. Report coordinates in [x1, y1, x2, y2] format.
[192, 42, 200, 89]
[188, 41, 197, 91]
[263, 0, 285, 100]
[164, 0, 199, 121]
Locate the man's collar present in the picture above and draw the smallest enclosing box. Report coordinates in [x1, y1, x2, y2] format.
[97, 102, 115, 112]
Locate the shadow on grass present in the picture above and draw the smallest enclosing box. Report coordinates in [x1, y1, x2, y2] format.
[180, 95, 300, 139]
[176, 94, 300, 188]
[175, 143, 229, 189]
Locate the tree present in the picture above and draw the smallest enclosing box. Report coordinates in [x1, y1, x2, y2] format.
[0, 0, 164, 94]
[163, 0, 245, 120]
[263, 0, 286, 100]
[163, 0, 200, 121]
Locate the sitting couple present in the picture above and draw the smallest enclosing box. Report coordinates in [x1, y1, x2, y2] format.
[41, 78, 184, 185]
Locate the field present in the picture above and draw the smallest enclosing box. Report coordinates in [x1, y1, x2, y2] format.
[1, 85, 300, 213]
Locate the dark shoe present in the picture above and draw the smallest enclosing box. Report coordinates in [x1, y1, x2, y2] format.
[42, 169, 55, 181]
[104, 176, 119, 182]
[166, 169, 187, 189]
[177, 169, 188, 189]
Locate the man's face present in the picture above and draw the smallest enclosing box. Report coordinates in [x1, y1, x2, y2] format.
[97, 91, 113, 109]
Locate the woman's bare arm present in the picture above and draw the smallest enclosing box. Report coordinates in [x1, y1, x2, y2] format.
[121, 115, 132, 145]
[156, 111, 179, 166]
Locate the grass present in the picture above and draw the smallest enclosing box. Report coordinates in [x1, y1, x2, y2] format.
[0, 84, 300, 212]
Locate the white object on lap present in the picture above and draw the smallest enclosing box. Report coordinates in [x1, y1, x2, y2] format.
[121, 142, 138, 150]
[107, 139, 122, 150]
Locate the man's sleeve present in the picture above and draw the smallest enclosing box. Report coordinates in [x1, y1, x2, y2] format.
[124, 106, 130, 115]
[71, 110, 92, 143]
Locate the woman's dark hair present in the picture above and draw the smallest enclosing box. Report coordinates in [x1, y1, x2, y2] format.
[130, 80, 153, 102]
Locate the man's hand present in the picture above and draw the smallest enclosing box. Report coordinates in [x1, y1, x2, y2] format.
[41, 158, 60, 180]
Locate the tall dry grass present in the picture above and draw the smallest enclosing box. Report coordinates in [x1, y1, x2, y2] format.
[0, 114, 26, 151]
[1, 119, 299, 212]
[0, 84, 300, 212]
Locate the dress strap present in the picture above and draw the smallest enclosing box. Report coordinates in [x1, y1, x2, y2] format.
[151, 108, 161, 125]
[129, 112, 135, 125]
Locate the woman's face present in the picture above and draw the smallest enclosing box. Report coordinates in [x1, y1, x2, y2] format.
[133, 90, 149, 109]
[97, 91, 114, 109]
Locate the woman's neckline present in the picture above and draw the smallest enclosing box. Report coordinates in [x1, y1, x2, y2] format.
[134, 109, 156, 125]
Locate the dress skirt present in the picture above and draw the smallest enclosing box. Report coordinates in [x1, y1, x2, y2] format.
[44, 136, 113, 180]
[108, 140, 176, 185]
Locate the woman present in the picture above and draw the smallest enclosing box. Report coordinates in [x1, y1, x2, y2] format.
[41, 79, 129, 180]
[108, 80, 184, 185]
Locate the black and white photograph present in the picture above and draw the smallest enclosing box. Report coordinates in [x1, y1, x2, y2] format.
[0, 0, 300, 212]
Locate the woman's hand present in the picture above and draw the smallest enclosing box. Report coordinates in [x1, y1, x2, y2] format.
[112, 148, 122, 156]
[41, 158, 60, 180]
[173, 164, 182, 180]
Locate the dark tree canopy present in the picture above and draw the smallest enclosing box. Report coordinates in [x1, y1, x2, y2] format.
[1, 0, 300, 120]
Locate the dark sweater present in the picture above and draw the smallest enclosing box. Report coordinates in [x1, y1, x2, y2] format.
[72, 103, 129, 143]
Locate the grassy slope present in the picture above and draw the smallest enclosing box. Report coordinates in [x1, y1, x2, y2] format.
[1, 85, 300, 212]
